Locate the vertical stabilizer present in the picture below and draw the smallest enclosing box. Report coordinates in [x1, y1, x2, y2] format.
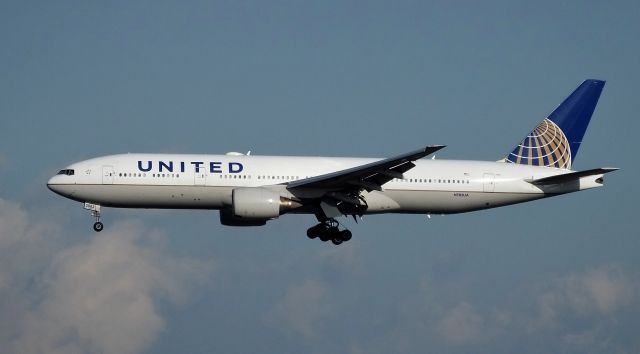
[505, 80, 605, 169]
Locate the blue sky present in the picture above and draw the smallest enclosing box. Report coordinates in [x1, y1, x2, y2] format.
[1, 1, 638, 353]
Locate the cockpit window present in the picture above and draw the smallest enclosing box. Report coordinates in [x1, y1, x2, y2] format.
[57, 169, 75, 176]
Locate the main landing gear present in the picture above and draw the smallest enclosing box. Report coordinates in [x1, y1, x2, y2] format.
[84, 202, 104, 232]
[306, 219, 352, 245]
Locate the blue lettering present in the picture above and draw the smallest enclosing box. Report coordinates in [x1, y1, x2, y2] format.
[159, 161, 173, 172]
[191, 161, 204, 172]
[209, 162, 222, 173]
[138, 161, 152, 172]
[139, 160, 245, 173]
[229, 162, 243, 173]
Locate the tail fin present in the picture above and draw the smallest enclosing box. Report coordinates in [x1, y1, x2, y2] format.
[504, 79, 605, 169]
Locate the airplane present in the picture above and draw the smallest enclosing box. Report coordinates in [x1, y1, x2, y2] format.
[48, 79, 617, 245]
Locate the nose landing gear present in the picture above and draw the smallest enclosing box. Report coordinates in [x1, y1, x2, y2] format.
[84, 202, 104, 232]
[306, 219, 352, 245]
[93, 221, 104, 232]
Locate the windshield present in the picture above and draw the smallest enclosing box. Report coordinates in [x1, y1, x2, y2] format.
[57, 169, 75, 176]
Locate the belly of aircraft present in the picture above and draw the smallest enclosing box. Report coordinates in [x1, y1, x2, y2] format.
[381, 189, 545, 214]
[71, 185, 232, 209]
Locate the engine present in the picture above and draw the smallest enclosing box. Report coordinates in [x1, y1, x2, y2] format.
[219, 187, 301, 226]
[219, 208, 267, 226]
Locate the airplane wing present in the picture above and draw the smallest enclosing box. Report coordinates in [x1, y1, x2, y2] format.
[287, 145, 445, 193]
[527, 167, 619, 186]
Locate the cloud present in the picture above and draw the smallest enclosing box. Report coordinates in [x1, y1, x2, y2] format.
[564, 266, 633, 316]
[530, 265, 634, 330]
[264, 279, 329, 338]
[347, 264, 637, 354]
[438, 302, 484, 344]
[0, 198, 212, 354]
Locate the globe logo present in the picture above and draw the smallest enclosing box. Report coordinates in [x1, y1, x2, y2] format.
[506, 118, 572, 169]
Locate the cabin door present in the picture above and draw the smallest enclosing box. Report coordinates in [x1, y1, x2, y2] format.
[482, 173, 495, 192]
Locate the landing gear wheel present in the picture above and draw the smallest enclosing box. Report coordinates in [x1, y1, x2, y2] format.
[306, 228, 317, 239]
[339, 229, 352, 241]
[307, 223, 327, 239]
[93, 221, 104, 232]
[306, 218, 352, 245]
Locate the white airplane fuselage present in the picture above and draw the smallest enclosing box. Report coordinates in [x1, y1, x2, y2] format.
[47, 153, 604, 215]
[46, 80, 614, 241]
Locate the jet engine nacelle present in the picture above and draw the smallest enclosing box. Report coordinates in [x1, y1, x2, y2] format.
[219, 207, 267, 226]
[232, 187, 282, 219]
[228, 187, 302, 221]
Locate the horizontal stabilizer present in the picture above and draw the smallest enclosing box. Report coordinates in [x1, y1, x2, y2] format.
[527, 167, 619, 186]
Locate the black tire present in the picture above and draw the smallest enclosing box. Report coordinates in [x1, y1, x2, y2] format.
[331, 238, 343, 245]
[339, 230, 352, 242]
[93, 222, 104, 232]
[307, 223, 327, 239]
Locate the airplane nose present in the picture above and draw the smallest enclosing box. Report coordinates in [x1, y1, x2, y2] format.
[47, 176, 60, 192]
[47, 175, 69, 196]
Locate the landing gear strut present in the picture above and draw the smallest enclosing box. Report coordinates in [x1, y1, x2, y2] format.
[306, 219, 352, 245]
[84, 202, 103, 232]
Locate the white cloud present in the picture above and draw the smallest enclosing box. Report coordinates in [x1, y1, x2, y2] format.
[353, 264, 637, 354]
[564, 266, 633, 316]
[264, 279, 329, 338]
[530, 265, 634, 331]
[0, 198, 213, 354]
[438, 302, 484, 344]
[317, 241, 364, 277]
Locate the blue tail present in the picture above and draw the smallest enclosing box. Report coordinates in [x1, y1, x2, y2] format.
[505, 79, 605, 169]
